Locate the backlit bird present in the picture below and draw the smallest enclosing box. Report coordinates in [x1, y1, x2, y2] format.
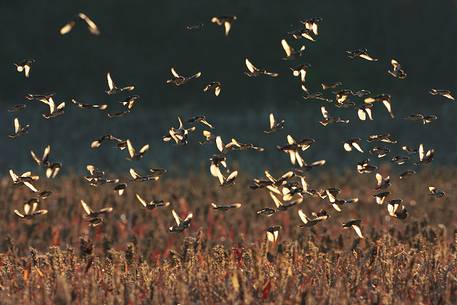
[72, 99, 108, 110]
[211, 16, 237, 36]
[342, 219, 364, 238]
[281, 39, 305, 60]
[245, 58, 278, 77]
[136, 194, 170, 209]
[266, 225, 281, 243]
[387, 200, 408, 219]
[300, 17, 323, 35]
[346, 49, 378, 61]
[211, 202, 242, 211]
[264, 113, 285, 134]
[364, 94, 394, 118]
[9, 170, 39, 192]
[60, 13, 100, 35]
[297, 209, 329, 227]
[126, 139, 149, 160]
[429, 89, 454, 101]
[80, 200, 113, 226]
[169, 209, 193, 232]
[14, 59, 35, 78]
[388, 59, 407, 79]
[203, 82, 222, 96]
[14, 200, 47, 219]
[343, 138, 364, 153]
[106, 73, 135, 95]
[167, 68, 202, 86]
[9, 118, 30, 139]
[428, 186, 445, 198]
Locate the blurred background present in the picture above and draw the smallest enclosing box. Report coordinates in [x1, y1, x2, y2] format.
[1, 0, 457, 174]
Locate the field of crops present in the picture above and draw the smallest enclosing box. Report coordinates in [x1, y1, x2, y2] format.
[1, 169, 456, 304]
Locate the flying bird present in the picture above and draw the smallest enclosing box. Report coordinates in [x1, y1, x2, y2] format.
[343, 138, 364, 153]
[346, 49, 378, 61]
[203, 82, 222, 96]
[60, 13, 100, 35]
[14, 200, 47, 219]
[126, 139, 149, 160]
[9, 118, 30, 139]
[342, 220, 364, 238]
[14, 59, 35, 78]
[387, 200, 408, 219]
[211, 16, 237, 36]
[281, 39, 305, 60]
[106, 73, 135, 95]
[245, 58, 278, 77]
[211, 202, 242, 211]
[388, 59, 407, 79]
[264, 113, 285, 134]
[136, 194, 170, 209]
[169, 209, 193, 232]
[167, 68, 202, 86]
[429, 89, 454, 101]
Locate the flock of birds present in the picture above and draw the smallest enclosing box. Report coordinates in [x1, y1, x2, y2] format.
[8, 13, 452, 244]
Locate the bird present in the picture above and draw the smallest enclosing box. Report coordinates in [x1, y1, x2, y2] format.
[428, 186, 445, 198]
[113, 183, 127, 196]
[7, 104, 27, 112]
[417, 144, 435, 164]
[357, 104, 374, 121]
[357, 159, 378, 174]
[9, 170, 39, 193]
[126, 139, 149, 160]
[14, 200, 47, 219]
[429, 89, 454, 101]
[211, 202, 242, 211]
[343, 138, 364, 153]
[136, 194, 170, 209]
[8, 118, 30, 139]
[288, 28, 316, 41]
[375, 173, 390, 190]
[130, 168, 165, 182]
[203, 82, 222, 96]
[346, 49, 378, 61]
[39, 96, 65, 119]
[399, 170, 416, 179]
[80, 200, 113, 226]
[216, 170, 239, 187]
[256, 208, 276, 217]
[187, 115, 214, 129]
[290, 64, 310, 83]
[186, 23, 204, 31]
[300, 17, 323, 35]
[277, 135, 315, 167]
[373, 191, 390, 205]
[402, 145, 418, 154]
[369, 146, 390, 158]
[297, 209, 329, 227]
[169, 210, 193, 232]
[106, 73, 135, 95]
[404, 113, 438, 125]
[244, 58, 278, 77]
[31, 145, 61, 179]
[72, 99, 108, 110]
[388, 59, 407, 79]
[342, 220, 364, 238]
[320, 106, 349, 126]
[326, 188, 358, 212]
[321, 81, 342, 90]
[281, 39, 305, 60]
[167, 68, 202, 86]
[163, 117, 197, 145]
[367, 134, 397, 144]
[391, 155, 410, 165]
[264, 113, 285, 134]
[387, 200, 408, 219]
[91, 134, 126, 149]
[60, 13, 100, 35]
[210, 16, 237, 36]
[364, 94, 394, 118]
[270, 192, 302, 212]
[14, 59, 35, 78]
[266, 225, 281, 243]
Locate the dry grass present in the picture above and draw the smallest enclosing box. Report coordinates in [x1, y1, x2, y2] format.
[0, 168, 456, 304]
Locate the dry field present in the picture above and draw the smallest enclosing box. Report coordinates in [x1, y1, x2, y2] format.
[0, 168, 456, 305]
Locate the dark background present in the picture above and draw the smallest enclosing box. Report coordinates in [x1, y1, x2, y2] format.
[1, 0, 457, 174]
